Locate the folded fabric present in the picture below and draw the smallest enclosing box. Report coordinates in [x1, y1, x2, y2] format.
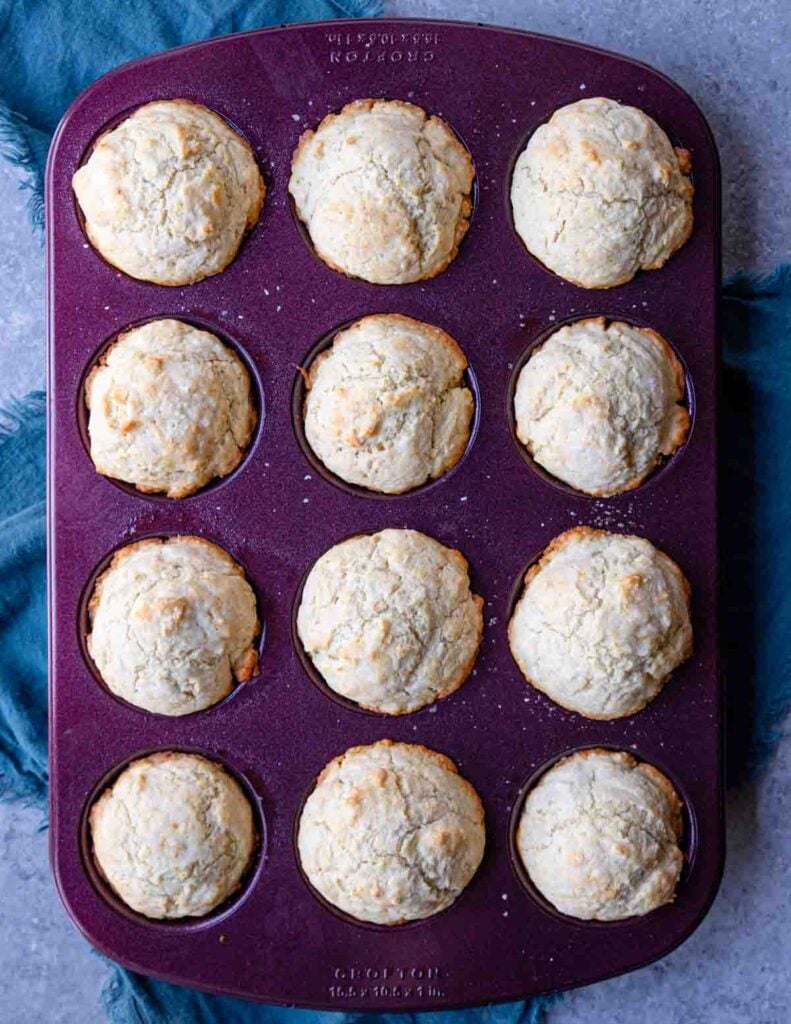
[0, 394, 47, 803]
[719, 267, 791, 783]
[2, 270, 789, 1021]
[102, 971, 558, 1024]
[0, 0, 382, 231]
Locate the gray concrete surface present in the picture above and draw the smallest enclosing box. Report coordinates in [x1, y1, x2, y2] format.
[1, 1, 789, 1021]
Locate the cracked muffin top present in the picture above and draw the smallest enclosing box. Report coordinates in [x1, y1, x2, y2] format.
[303, 314, 474, 494]
[90, 752, 255, 919]
[513, 317, 689, 496]
[298, 740, 485, 924]
[508, 527, 692, 719]
[517, 748, 684, 921]
[288, 98, 474, 284]
[85, 319, 256, 499]
[510, 97, 693, 289]
[87, 536, 259, 716]
[297, 529, 483, 715]
[72, 99, 264, 285]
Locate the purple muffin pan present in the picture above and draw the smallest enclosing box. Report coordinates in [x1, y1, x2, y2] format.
[47, 18, 722, 1010]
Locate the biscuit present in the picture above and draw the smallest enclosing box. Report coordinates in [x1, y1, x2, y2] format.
[510, 97, 693, 288]
[289, 98, 474, 284]
[72, 99, 264, 285]
[513, 317, 689, 495]
[303, 314, 473, 494]
[508, 527, 692, 719]
[297, 740, 485, 924]
[86, 319, 256, 498]
[90, 752, 255, 919]
[296, 529, 483, 714]
[516, 748, 683, 921]
[87, 536, 259, 716]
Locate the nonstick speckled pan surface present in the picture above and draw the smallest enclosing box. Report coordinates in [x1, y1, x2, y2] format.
[47, 18, 722, 1011]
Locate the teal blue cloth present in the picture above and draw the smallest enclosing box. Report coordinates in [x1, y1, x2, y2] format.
[101, 973, 557, 1024]
[0, 394, 48, 803]
[1, 273, 790, 1021]
[0, 0, 382, 231]
[719, 268, 791, 783]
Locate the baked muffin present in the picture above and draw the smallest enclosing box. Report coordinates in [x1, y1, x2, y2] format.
[90, 752, 255, 919]
[72, 99, 264, 285]
[298, 740, 485, 924]
[88, 536, 259, 716]
[289, 98, 474, 284]
[86, 319, 256, 498]
[510, 97, 693, 288]
[508, 527, 692, 719]
[513, 317, 689, 495]
[516, 748, 683, 921]
[303, 314, 473, 494]
[297, 529, 483, 714]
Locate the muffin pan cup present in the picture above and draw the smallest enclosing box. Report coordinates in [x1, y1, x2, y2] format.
[47, 18, 722, 1011]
